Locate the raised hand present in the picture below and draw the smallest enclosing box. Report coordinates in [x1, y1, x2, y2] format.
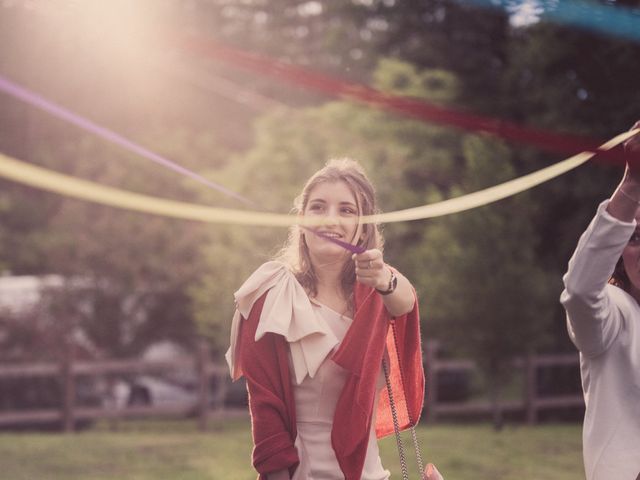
[607, 120, 640, 221]
[624, 120, 640, 181]
[353, 248, 390, 291]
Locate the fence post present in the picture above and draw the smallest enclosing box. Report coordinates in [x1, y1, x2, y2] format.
[424, 340, 439, 423]
[524, 352, 537, 425]
[211, 368, 229, 413]
[105, 376, 122, 432]
[61, 340, 76, 433]
[196, 340, 210, 431]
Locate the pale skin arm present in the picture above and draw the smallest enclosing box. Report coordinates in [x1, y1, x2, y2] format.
[606, 121, 640, 221]
[353, 249, 416, 316]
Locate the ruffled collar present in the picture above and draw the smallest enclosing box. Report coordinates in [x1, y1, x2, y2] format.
[225, 261, 340, 385]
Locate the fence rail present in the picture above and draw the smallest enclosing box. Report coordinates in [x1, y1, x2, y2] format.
[0, 340, 584, 431]
[0, 340, 232, 431]
[423, 342, 584, 424]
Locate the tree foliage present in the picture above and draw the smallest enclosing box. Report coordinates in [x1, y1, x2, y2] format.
[1, 0, 640, 396]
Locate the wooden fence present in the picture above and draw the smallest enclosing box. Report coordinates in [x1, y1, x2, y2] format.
[423, 341, 584, 424]
[0, 340, 236, 432]
[0, 340, 584, 432]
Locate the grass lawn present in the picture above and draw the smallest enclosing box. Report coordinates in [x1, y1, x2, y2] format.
[0, 418, 584, 480]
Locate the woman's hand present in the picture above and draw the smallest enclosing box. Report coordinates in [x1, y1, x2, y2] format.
[624, 120, 640, 181]
[353, 249, 416, 316]
[608, 121, 640, 222]
[624, 120, 640, 153]
[353, 249, 392, 291]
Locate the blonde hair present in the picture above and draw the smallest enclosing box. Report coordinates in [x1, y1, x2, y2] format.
[276, 158, 383, 298]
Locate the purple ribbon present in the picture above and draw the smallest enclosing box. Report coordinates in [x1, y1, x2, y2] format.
[310, 229, 366, 255]
[0, 73, 367, 254]
[0, 74, 255, 207]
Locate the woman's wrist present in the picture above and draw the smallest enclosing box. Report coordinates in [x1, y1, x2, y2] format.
[618, 178, 640, 202]
[607, 178, 640, 221]
[617, 187, 640, 206]
[375, 267, 395, 293]
[620, 174, 640, 192]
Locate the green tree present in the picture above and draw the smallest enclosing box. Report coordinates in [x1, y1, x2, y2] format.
[31, 128, 229, 357]
[407, 136, 553, 428]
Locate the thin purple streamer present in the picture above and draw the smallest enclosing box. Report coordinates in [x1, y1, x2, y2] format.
[0, 73, 367, 255]
[0, 74, 255, 207]
[310, 229, 366, 254]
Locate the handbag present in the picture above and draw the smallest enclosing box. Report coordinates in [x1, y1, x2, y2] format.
[382, 322, 444, 480]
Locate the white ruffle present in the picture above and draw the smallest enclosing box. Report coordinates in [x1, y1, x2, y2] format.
[225, 261, 339, 385]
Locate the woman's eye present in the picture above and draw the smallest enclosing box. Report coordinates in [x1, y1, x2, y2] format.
[308, 204, 324, 212]
[629, 232, 640, 244]
[341, 207, 356, 215]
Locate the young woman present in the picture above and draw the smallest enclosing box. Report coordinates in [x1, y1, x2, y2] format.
[226, 159, 436, 479]
[560, 121, 640, 480]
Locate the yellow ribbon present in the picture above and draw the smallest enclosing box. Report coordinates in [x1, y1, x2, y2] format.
[0, 129, 636, 227]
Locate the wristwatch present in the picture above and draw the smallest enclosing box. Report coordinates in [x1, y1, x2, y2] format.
[376, 269, 397, 296]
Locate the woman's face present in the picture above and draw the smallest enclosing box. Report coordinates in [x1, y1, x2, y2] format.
[302, 180, 362, 263]
[622, 218, 640, 298]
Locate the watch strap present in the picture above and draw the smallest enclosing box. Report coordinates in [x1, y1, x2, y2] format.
[376, 269, 397, 296]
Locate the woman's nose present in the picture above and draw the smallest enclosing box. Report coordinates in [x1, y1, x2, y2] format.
[323, 205, 340, 223]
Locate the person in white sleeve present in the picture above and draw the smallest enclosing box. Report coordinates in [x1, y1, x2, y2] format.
[560, 120, 640, 480]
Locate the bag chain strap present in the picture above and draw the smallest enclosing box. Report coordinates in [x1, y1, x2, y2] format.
[382, 357, 410, 480]
[382, 320, 424, 480]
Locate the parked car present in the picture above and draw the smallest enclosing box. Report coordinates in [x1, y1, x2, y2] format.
[127, 374, 198, 409]
[121, 341, 246, 411]
[125, 373, 248, 410]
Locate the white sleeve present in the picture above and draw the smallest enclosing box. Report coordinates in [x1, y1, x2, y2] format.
[560, 200, 636, 357]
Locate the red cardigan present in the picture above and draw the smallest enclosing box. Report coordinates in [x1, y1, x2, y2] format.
[235, 281, 424, 480]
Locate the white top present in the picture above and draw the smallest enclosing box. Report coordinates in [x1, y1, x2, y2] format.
[291, 302, 389, 480]
[560, 200, 640, 480]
